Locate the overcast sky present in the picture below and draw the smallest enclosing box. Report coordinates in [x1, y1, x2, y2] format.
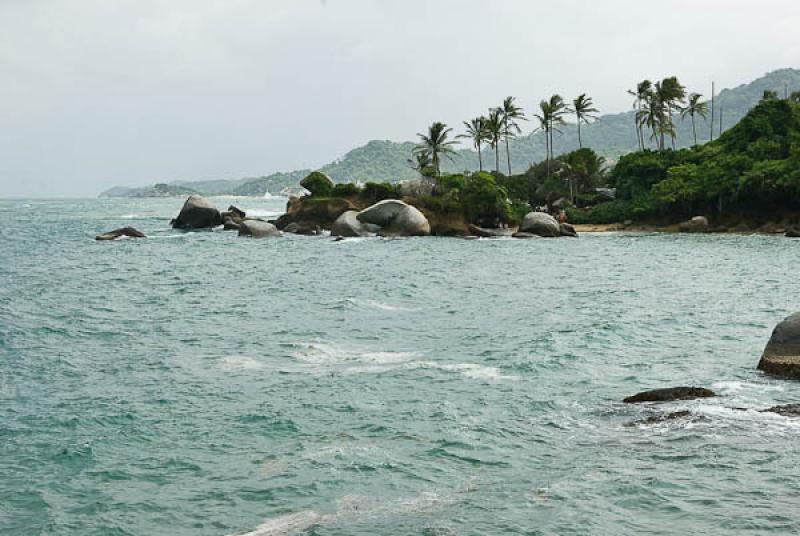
[1, 0, 799, 197]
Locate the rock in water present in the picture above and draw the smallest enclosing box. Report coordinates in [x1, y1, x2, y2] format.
[238, 220, 280, 238]
[761, 404, 800, 416]
[512, 232, 541, 239]
[331, 210, 380, 237]
[785, 226, 800, 238]
[678, 216, 709, 233]
[519, 212, 561, 237]
[623, 386, 716, 403]
[356, 199, 409, 227]
[172, 195, 222, 229]
[356, 200, 431, 236]
[95, 227, 146, 240]
[559, 223, 578, 237]
[626, 410, 692, 426]
[757, 312, 800, 379]
[468, 225, 514, 238]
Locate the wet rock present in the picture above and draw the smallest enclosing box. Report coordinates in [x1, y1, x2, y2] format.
[678, 215, 709, 233]
[761, 404, 800, 416]
[331, 210, 379, 237]
[731, 222, 751, 233]
[357, 200, 431, 236]
[238, 220, 280, 238]
[222, 219, 241, 231]
[626, 410, 692, 426]
[468, 224, 514, 238]
[227, 205, 246, 219]
[519, 212, 560, 237]
[171, 195, 222, 229]
[559, 223, 578, 237]
[357, 199, 410, 227]
[512, 232, 541, 239]
[284, 222, 321, 235]
[757, 312, 800, 379]
[623, 386, 716, 404]
[95, 227, 146, 240]
[785, 225, 800, 238]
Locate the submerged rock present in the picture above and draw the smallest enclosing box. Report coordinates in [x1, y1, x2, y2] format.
[511, 232, 541, 239]
[331, 210, 379, 237]
[559, 223, 578, 237]
[238, 220, 280, 238]
[623, 386, 716, 404]
[761, 404, 800, 416]
[171, 195, 222, 229]
[519, 212, 560, 237]
[757, 312, 800, 379]
[468, 224, 514, 238]
[95, 227, 146, 240]
[626, 410, 692, 426]
[284, 222, 321, 235]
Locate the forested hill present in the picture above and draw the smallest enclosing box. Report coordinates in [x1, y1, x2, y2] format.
[100, 68, 800, 197]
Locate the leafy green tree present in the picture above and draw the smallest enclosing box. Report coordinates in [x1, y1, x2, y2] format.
[413, 121, 458, 176]
[407, 151, 435, 177]
[681, 93, 709, 146]
[499, 96, 526, 175]
[572, 94, 599, 148]
[458, 116, 489, 172]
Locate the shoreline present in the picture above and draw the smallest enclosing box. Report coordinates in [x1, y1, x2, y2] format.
[572, 223, 791, 235]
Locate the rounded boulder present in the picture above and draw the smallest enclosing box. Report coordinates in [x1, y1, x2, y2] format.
[238, 220, 281, 238]
[519, 212, 561, 237]
[172, 195, 222, 229]
[758, 312, 800, 379]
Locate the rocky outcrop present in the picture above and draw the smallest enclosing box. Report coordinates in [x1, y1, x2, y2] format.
[467, 225, 515, 238]
[762, 404, 800, 416]
[171, 195, 222, 229]
[276, 197, 355, 230]
[757, 312, 800, 379]
[221, 205, 246, 231]
[284, 222, 321, 235]
[626, 410, 692, 426]
[331, 210, 380, 237]
[238, 220, 280, 238]
[357, 200, 431, 236]
[95, 227, 146, 240]
[398, 178, 435, 197]
[519, 212, 561, 237]
[678, 216, 709, 233]
[623, 386, 716, 403]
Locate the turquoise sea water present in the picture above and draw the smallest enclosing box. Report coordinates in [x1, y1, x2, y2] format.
[2, 197, 800, 535]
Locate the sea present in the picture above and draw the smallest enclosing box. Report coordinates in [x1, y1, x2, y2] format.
[2, 196, 799, 535]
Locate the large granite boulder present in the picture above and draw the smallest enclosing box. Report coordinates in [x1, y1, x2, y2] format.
[623, 386, 716, 403]
[757, 312, 800, 379]
[519, 212, 561, 237]
[171, 195, 222, 229]
[678, 216, 709, 233]
[357, 200, 430, 236]
[331, 210, 380, 237]
[238, 220, 280, 238]
[95, 227, 146, 241]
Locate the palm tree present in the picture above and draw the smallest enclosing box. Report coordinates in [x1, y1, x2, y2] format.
[534, 101, 553, 177]
[572, 94, 599, 148]
[407, 151, 434, 176]
[499, 96, 526, 175]
[628, 80, 652, 150]
[548, 94, 569, 159]
[413, 121, 458, 176]
[680, 93, 708, 146]
[483, 109, 504, 173]
[458, 116, 489, 172]
[658, 76, 686, 149]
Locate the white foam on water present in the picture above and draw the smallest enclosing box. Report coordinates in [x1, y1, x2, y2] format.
[347, 297, 418, 312]
[414, 361, 519, 381]
[228, 510, 321, 536]
[292, 342, 420, 366]
[219, 355, 264, 370]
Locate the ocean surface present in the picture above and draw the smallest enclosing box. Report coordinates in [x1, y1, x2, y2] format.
[2, 196, 800, 535]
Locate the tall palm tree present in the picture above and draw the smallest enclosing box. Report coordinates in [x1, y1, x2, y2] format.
[628, 80, 652, 150]
[534, 100, 553, 177]
[548, 94, 569, 160]
[658, 76, 686, 149]
[499, 96, 526, 175]
[407, 151, 433, 176]
[483, 109, 504, 173]
[680, 93, 708, 146]
[413, 121, 458, 176]
[458, 116, 489, 172]
[572, 94, 599, 148]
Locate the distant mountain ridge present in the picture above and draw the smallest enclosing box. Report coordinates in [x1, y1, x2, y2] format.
[100, 68, 800, 197]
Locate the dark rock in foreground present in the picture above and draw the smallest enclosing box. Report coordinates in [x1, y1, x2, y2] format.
[623, 386, 716, 404]
[95, 227, 146, 241]
[761, 403, 800, 416]
[757, 312, 800, 379]
[171, 195, 222, 229]
[626, 410, 692, 426]
[238, 220, 280, 238]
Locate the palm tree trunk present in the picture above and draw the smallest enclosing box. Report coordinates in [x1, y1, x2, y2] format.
[477, 144, 483, 172]
[691, 114, 697, 146]
[495, 142, 499, 173]
[577, 119, 582, 149]
[505, 135, 512, 175]
[668, 110, 676, 150]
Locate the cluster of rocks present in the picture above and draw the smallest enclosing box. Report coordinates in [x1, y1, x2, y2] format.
[331, 199, 431, 237]
[678, 215, 800, 236]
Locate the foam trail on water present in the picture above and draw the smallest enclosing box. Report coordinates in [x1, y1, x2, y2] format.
[228, 511, 321, 536]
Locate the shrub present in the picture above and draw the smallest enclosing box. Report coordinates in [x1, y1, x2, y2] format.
[566, 200, 633, 224]
[331, 183, 362, 197]
[358, 182, 402, 204]
[300, 171, 334, 197]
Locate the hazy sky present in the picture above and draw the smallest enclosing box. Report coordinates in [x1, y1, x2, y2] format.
[1, 0, 799, 197]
